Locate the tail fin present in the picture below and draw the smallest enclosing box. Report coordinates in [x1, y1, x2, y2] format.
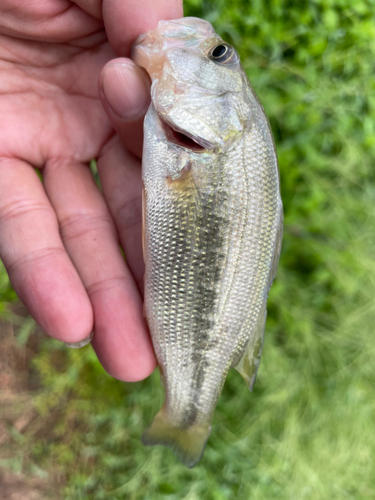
[142, 407, 211, 468]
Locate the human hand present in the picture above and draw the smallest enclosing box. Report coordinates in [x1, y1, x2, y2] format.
[0, 0, 183, 381]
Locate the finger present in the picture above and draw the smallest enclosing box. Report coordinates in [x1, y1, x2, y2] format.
[103, 0, 183, 56]
[97, 136, 144, 290]
[71, 0, 103, 20]
[0, 2, 103, 42]
[0, 158, 93, 342]
[99, 58, 151, 158]
[43, 159, 156, 381]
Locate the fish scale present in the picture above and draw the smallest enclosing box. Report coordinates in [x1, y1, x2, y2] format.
[132, 17, 283, 467]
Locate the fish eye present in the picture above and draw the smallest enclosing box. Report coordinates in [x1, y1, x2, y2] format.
[209, 43, 237, 64]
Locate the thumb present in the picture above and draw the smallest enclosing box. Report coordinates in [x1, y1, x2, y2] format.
[99, 58, 151, 158]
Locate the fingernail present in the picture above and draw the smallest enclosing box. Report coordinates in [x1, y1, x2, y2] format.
[65, 331, 93, 349]
[101, 62, 150, 120]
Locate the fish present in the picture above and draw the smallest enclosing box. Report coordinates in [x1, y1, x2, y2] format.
[131, 17, 283, 468]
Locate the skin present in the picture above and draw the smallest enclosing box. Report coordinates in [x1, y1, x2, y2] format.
[0, 0, 183, 381]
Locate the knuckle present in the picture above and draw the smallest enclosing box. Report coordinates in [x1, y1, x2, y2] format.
[0, 199, 51, 226]
[6, 246, 65, 275]
[86, 275, 130, 297]
[59, 212, 115, 242]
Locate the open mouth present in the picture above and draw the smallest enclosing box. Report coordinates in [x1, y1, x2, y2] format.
[159, 117, 206, 152]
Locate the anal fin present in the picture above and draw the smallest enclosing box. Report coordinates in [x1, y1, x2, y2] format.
[235, 203, 283, 391]
[234, 298, 267, 392]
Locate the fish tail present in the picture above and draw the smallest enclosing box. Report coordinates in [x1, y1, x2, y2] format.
[142, 407, 211, 468]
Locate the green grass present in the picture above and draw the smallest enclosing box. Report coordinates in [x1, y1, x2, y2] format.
[1, 0, 375, 498]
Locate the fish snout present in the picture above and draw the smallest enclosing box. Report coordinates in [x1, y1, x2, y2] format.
[131, 32, 164, 79]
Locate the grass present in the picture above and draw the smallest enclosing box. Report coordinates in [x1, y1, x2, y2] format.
[1, 0, 375, 498]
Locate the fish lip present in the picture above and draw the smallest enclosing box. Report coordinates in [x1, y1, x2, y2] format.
[157, 114, 211, 153]
[133, 32, 147, 46]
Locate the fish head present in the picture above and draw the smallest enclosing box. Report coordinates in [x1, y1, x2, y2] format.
[132, 17, 252, 152]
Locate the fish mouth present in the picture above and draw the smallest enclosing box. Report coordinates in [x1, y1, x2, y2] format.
[158, 116, 207, 153]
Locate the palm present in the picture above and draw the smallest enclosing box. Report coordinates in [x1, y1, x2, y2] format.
[2, 31, 113, 166]
[0, 0, 183, 381]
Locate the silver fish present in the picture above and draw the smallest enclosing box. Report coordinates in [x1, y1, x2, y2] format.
[132, 17, 283, 468]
